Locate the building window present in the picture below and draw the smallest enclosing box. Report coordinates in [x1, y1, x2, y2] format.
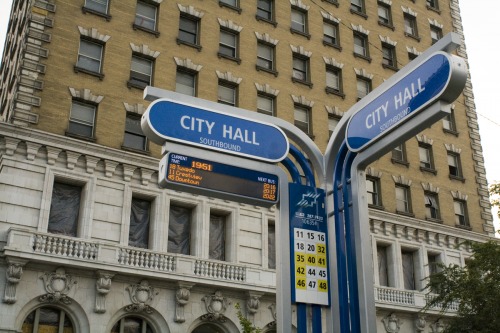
[424, 192, 440, 220]
[76, 39, 103, 74]
[378, 2, 393, 28]
[22, 307, 75, 333]
[442, 110, 457, 133]
[256, 0, 275, 23]
[218, 29, 240, 62]
[454, 200, 469, 227]
[294, 105, 311, 135]
[134, 1, 158, 34]
[268, 221, 276, 269]
[419, 144, 435, 171]
[426, 0, 439, 10]
[168, 205, 192, 255]
[176, 69, 197, 96]
[218, 82, 238, 106]
[367, 177, 382, 207]
[68, 100, 96, 138]
[257, 93, 275, 116]
[427, 253, 440, 277]
[408, 52, 418, 61]
[326, 66, 343, 96]
[84, 0, 110, 16]
[404, 14, 419, 39]
[328, 116, 340, 137]
[391, 143, 408, 164]
[430, 25, 443, 44]
[353, 33, 370, 59]
[350, 0, 365, 15]
[448, 153, 463, 179]
[292, 55, 310, 85]
[48, 182, 82, 237]
[123, 114, 147, 151]
[128, 197, 151, 248]
[111, 316, 155, 333]
[323, 20, 340, 48]
[356, 76, 371, 100]
[256, 42, 276, 73]
[377, 245, 390, 286]
[209, 214, 226, 261]
[395, 185, 411, 214]
[177, 15, 201, 49]
[382, 43, 397, 69]
[128, 55, 153, 89]
[291, 7, 309, 37]
[402, 250, 417, 290]
[219, 0, 241, 12]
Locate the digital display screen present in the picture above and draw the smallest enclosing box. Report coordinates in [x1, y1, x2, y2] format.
[164, 153, 279, 205]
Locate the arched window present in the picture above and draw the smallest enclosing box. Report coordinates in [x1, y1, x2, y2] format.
[191, 323, 226, 333]
[111, 316, 154, 333]
[22, 306, 74, 333]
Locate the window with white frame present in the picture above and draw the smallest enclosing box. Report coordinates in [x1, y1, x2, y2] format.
[176, 69, 197, 96]
[218, 82, 238, 106]
[291, 7, 308, 36]
[84, 0, 109, 15]
[401, 250, 417, 290]
[292, 54, 310, 83]
[178, 14, 200, 48]
[430, 25, 443, 44]
[356, 76, 371, 100]
[382, 43, 397, 69]
[448, 153, 463, 179]
[76, 39, 103, 74]
[391, 143, 408, 164]
[128, 55, 153, 89]
[257, 0, 274, 22]
[48, 182, 82, 237]
[294, 105, 311, 135]
[350, 0, 365, 14]
[219, 29, 239, 60]
[377, 245, 390, 286]
[442, 110, 457, 133]
[426, 0, 439, 10]
[209, 213, 227, 261]
[257, 93, 275, 116]
[454, 200, 469, 227]
[427, 252, 440, 277]
[424, 192, 440, 220]
[168, 204, 193, 255]
[395, 185, 412, 214]
[353, 33, 369, 58]
[128, 197, 151, 248]
[328, 116, 340, 137]
[367, 177, 382, 207]
[419, 143, 435, 171]
[257, 42, 275, 72]
[326, 66, 343, 95]
[134, 1, 158, 33]
[68, 100, 96, 138]
[123, 114, 147, 151]
[404, 14, 418, 38]
[219, 0, 240, 12]
[323, 20, 340, 47]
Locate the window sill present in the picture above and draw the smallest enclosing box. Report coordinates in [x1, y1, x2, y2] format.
[176, 38, 202, 51]
[322, 0, 339, 7]
[369, 204, 385, 211]
[292, 77, 313, 88]
[255, 15, 277, 27]
[420, 166, 437, 175]
[217, 52, 241, 64]
[132, 23, 160, 38]
[404, 32, 421, 42]
[290, 28, 311, 40]
[353, 53, 372, 63]
[219, 2, 242, 14]
[443, 128, 459, 136]
[73, 65, 104, 80]
[256, 65, 278, 77]
[449, 175, 466, 183]
[350, 9, 368, 19]
[425, 217, 442, 223]
[426, 5, 441, 14]
[81, 6, 112, 21]
[323, 41, 342, 51]
[391, 158, 409, 167]
[455, 224, 471, 231]
[65, 131, 96, 142]
[127, 80, 148, 90]
[378, 21, 395, 30]
[396, 211, 414, 218]
[121, 145, 150, 155]
[325, 87, 345, 99]
[382, 63, 398, 72]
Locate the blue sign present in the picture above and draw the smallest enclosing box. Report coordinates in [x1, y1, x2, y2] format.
[289, 183, 330, 306]
[142, 98, 289, 162]
[346, 52, 462, 152]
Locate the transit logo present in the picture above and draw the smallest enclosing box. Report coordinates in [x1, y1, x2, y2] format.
[296, 192, 321, 208]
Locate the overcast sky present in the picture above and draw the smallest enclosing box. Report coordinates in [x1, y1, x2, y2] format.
[0, 0, 498, 231]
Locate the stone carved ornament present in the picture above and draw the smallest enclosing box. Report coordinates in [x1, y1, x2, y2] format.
[39, 267, 77, 304]
[94, 271, 114, 313]
[3, 262, 25, 304]
[201, 290, 229, 322]
[174, 284, 193, 323]
[125, 280, 158, 314]
[382, 313, 403, 333]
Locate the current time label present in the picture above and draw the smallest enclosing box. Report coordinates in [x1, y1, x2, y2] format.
[293, 228, 329, 305]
